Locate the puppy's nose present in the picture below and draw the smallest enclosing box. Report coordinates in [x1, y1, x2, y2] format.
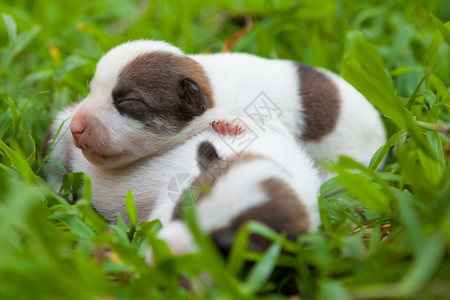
[70, 119, 86, 141]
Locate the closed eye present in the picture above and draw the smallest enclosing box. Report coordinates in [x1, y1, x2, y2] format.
[115, 98, 146, 112]
[117, 98, 144, 105]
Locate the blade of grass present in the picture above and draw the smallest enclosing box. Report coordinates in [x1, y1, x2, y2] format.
[430, 15, 450, 44]
[125, 189, 137, 239]
[181, 191, 247, 298]
[244, 241, 282, 294]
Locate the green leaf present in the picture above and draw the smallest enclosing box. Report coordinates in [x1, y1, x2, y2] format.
[430, 14, 450, 44]
[82, 174, 91, 203]
[333, 156, 392, 213]
[52, 210, 95, 239]
[390, 66, 423, 77]
[406, 70, 431, 110]
[320, 281, 352, 300]
[0, 139, 37, 183]
[342, 35, 435, 159]
[428, 74, 449, 99]
[368, 226, 381, 253]
[125, 189, 137, 234]
[227, 223, 252, 276]
[114, 212, 132, 245]
[146, 230, 172, 266]
[319, 177, 343, 198]
[396, 237, 445, 295]
[60, 172, 85, 202]
[351, 234, 445, 298]
[37, 115, 70, 173]
[427, 30, 444, 69]
[244, 241, 282, 293]
[336, 171, 389, 213]
[295, 0, 337, 20]
[342, 231, 366, 260]
[352, 35, 395, 92]
[421, 90, 437, 108]
[369, 130, 404, 170]
[53, 55, 90, 80]
[396, 190, 423, 251]
[182, 198, 245, 298]
[2, 25, 40, 66]
[2, 13, 17, 43]
[27, 134, 36, 165]
[228, 221, 298, 276]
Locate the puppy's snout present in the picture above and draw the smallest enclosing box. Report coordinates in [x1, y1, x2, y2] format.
[69, 116, 89, 148]
[70, 120, 85, 137]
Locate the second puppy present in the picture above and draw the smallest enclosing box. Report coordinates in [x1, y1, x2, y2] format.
[150, 119, 320, 263]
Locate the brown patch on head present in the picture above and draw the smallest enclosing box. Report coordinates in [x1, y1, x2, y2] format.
[172, 145, 265, 220]
[298, 65, 340, 141]
[194, 152, 266, 193]
[210, 177, 310, 256]
[113, 51, 214, 135]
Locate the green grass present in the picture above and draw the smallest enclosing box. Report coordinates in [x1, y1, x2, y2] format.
[1, 0, 449, 298]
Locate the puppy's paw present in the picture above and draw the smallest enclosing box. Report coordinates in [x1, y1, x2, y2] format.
[210, 119, 246, 135]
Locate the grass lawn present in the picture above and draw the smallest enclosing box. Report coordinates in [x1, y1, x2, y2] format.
[0, 0, 449, 298]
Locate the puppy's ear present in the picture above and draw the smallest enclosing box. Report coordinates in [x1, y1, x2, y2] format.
[197, 141, 219, 170]
[179, 77, 208, 116]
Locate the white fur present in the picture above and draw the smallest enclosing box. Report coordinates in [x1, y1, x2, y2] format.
[62, 39, 385, 172]
[192, 53, 304, 136]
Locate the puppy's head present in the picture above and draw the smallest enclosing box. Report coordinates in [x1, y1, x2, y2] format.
[70, 40, 214, 168]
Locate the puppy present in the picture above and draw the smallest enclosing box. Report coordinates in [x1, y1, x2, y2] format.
[58, 40, 385, 176]
[151, 121, 320, 260]
[45, 113, 319, 225]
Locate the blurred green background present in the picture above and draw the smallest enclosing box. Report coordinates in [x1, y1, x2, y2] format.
[0, 0, 449, 299]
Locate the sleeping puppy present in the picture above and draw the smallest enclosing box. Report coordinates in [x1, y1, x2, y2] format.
[59, 40, 385, 176]
[44, 115, 319, 226]
[150, 121, 320, 260]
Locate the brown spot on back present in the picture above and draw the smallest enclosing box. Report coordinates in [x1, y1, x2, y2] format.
[210, 177, 310, 255]
[298, 65, 340, 141]
[113, 52, 214, 135]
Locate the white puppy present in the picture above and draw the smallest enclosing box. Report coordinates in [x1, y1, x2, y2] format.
[57, 40, 385, 173]
[44, 115, 320, 227]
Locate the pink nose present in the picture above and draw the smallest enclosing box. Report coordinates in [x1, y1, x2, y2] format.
[70, 119, 87, 142]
